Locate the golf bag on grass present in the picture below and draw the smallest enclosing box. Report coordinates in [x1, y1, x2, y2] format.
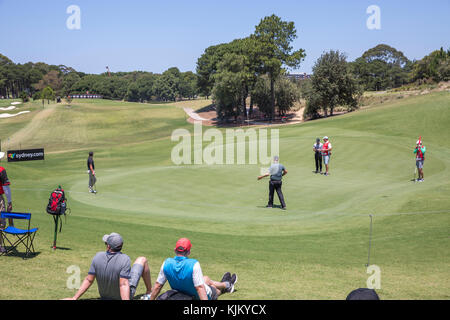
[156, 290, 195, 301]
[46, 186, 70, 249]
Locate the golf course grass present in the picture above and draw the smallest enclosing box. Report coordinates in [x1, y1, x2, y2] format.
[0, 92, 449, 300]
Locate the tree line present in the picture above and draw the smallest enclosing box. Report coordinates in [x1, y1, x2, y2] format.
[1, 14, 448, 121]
[196, 14, 449, 121]
[0, 55, 198, 103]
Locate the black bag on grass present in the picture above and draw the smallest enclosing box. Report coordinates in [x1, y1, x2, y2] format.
[156, 290, 195, 301]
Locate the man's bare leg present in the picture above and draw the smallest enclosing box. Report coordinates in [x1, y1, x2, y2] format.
[134, 257, 152, 294]
[204, 276, 227, 296]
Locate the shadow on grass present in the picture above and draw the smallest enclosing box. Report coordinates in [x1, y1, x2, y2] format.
[52, 247, 72, 251]
[195, 104, 216, 113]
[256, 205, 285, 210]
[1, 247, 41, 259]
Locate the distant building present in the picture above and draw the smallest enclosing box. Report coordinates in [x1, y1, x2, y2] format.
[286, 73, 311, 81]
[68, 94, 103, 99]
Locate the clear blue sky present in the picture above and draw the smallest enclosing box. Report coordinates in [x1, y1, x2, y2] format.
[0, 0, 449, 74]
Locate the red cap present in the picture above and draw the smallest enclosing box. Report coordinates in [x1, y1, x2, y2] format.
[175, 238, 192, 252]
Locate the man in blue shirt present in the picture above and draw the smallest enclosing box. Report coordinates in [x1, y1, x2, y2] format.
[258, 156, 287, 210]
[150, 238, 238, 300]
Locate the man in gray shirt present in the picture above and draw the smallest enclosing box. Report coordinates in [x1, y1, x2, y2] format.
[64, 233, 153, 300]
[258, 156, 287, 210]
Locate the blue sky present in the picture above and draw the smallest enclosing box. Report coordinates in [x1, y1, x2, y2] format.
[0, 0, 449, 74]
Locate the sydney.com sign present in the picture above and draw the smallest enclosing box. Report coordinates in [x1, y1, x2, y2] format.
[7, 148, 45, 162]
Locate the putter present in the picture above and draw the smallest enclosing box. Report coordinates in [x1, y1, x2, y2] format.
[366, 214, 373, 267]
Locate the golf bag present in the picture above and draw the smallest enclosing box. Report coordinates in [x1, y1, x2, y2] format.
[156, 290, 195, 301]
[47, 186, 67, 216]
[46, 186, 70, 233]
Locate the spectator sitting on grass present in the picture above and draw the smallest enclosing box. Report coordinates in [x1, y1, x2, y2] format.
[64, 233, 152, 300]
[150, 238, 238, 300]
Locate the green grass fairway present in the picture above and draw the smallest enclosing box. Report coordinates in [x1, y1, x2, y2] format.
[0, 93, 449, 300]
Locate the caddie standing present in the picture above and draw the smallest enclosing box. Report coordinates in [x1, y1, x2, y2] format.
[322, 136, 332, 176]
[414, 139, 426, 182]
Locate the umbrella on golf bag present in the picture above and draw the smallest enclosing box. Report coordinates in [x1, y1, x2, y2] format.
[46, 186, 70, 250]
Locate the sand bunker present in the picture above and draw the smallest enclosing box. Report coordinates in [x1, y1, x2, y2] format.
[0, 111, 30, 118]
[183, 107, 208, 121]
[11, 102, 22, 105]
[0, 106, 16, 111]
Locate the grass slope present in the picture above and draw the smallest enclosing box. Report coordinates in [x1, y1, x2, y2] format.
[0, 93, 449, 300]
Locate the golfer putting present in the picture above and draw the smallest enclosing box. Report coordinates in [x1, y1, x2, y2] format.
[258, 156, 287, 210]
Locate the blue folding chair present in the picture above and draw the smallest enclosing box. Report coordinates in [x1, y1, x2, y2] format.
[0, 212, 38, 258]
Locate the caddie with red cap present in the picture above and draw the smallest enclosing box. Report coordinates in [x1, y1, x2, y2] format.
[322, 136, 332, 176]
[150, 238, 238, 300]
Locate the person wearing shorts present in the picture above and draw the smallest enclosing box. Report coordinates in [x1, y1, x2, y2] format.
[64, 233, 152, 300]
[150, 238, 238, 300]
[322, 136, 332, 176]
[0, 153, 13, 253]
[414, 140, 426, 182]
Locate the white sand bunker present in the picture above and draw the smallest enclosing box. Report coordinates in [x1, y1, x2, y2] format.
[0, 111, 30, 118]
[183, 107, 208, 121]
[11, 102, 22, 105]
[0, 106, 16, 111]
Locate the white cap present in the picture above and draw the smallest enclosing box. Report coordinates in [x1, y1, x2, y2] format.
[323, 136, 329, 140]
[0, 152, 5, 160]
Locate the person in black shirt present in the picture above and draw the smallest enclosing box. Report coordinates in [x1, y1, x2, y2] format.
[313, 138, 323, 174]
[87, 151, 97, 193]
